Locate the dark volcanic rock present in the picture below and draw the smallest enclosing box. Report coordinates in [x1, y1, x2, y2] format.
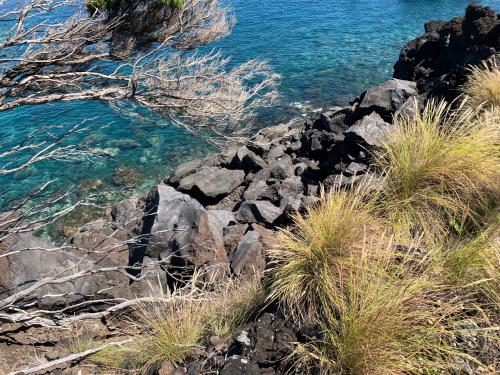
[393, 4, 499, 100]
[239, 313, 297, 370]
[177, 166, 245, 205]
[235, 200, 284, 226]
[346, 111, 393, 147]
[230, 230, 266, 276]
[231, 146, 269, 173]
[356, 79, 418, 120]
[220, 356, 260, 375]
[141, 185, 229, 279]
[167, 155, 220, 186]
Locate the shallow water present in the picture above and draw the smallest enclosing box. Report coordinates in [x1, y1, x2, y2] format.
[1, 0, 499, 211]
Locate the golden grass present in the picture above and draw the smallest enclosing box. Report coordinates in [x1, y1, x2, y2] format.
[292, 245, 481, 375]
[267, 182, 389, 322]
[442, 222, 500, 308]
[87, 275, 264, 373]
[373, 100, 500, 242]
[462, 57, 500, 110]
[89, 298, 205, 373]
[204, 273, 265, 341]
[63, 332, 103, 355]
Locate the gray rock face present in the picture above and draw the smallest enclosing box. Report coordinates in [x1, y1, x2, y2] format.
[268, 154, 294, 180]
[278, 176, 305, 212]
[315, 106, 352, 132]
[243, 179, 275, 202]
[346, 162, 368, 175]
[224, 223, 248, 256]
[265, 144, 285, 161]
[168, 158, 205, 185]
[167, 155, 220, 186]
[230, 230, 266, 276]
[347, 112, 392, 147]
[358, 79, 418, 117]
[394, 96, 424, 120]
[0, 225, 135, 307]
[144, 185, 229, 271]
[231, 146, 268, 173]
[177, 166, 245, 204]
[235, 200, 283, 226]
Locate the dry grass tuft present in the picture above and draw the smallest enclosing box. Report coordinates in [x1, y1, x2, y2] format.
[90, 297, 206, 373]
[462, 57, 500, 110]
[87, 274, 265, 373]
[267, 182, 389, 322]
[442, 222, 500, 308]
[292, 245, 480, 375]
[373, 99, 500, 242]
[205, 272, 265, 341]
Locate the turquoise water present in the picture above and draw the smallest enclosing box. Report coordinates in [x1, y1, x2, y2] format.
[1, 0, 499, 211]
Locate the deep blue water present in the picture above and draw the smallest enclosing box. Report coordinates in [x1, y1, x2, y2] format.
[1, 0, 499, 213]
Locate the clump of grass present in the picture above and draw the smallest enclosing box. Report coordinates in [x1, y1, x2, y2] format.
[373, 99, 499, 242]
[63, 332, 103, 355]
[292, 246, 474, 375]
[205, 273, 265, 341]
[442, 222, 500, 307]
[87, 274, 265, 373]
[133, 297, 206, 372]
[462, 57, 500, 110]
[267, 182, 388, 322]
[89, 345, 134, 370]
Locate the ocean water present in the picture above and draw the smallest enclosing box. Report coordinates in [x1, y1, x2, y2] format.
[1, 0, 499, 213]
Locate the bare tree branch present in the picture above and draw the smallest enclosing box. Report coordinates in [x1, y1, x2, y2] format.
[7, 338, 133, 375]
[0, 0, 279, 140]
[0, 119, 107, 175]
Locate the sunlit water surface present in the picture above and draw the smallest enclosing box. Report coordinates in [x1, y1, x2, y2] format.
[1, 0, 499, 218]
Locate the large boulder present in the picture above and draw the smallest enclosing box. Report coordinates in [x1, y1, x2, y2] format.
[356, 79, 418, 119]
[177, 166, 245, 205]
[0, 223, 135, 308]
[346, 111, 393, 147]
[235, 200, 284, 226]
[393, 4, 499, 100]
[141, 185, 229, 277]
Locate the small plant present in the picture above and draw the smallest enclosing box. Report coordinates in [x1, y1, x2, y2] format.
[267, 182, 388, 322]
[87, 273, 264, 373]
[373, 99, 499, 242]
[133, 297, 206, 372]
[462, 57, 500, 110]
[63, 332, 103, 355]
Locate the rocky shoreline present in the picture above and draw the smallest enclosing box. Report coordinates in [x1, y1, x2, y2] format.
[1, 3, 499, 374]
